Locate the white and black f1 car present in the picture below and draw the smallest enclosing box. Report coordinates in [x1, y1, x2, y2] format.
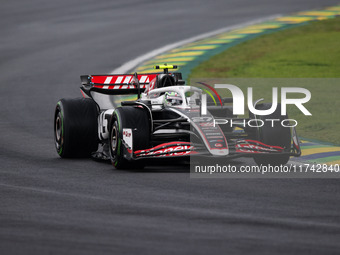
[54, 65, 301, 169]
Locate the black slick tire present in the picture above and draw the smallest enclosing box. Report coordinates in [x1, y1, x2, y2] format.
[109, 106, 150, 169]
[54, 98, 98, 158]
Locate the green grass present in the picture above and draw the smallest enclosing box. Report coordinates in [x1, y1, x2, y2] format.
[189, 17, 340, 144]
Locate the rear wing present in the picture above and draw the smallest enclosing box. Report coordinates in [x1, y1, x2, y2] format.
[81, 74, 156, 95]
[80, 73, 183, 95]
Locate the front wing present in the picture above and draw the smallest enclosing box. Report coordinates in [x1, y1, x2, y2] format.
[121, 139, 300, 161]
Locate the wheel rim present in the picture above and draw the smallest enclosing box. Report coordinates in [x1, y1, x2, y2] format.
[55, 112, 62, 150]
[111, 124, 118, 154]
[55, 114, 61, 141]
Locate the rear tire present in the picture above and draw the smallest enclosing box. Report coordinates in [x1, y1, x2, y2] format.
[109, 106, 150, 169]
[54, 98, 98, 158]
[251, 103, 291, 166]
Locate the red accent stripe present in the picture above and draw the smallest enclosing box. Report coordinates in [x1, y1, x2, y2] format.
[236, 149, 266, 154]
[135, 147, 196, 158]
[135, 141, 192, 154]
[91, 74, 158, 85]
[80, 89, 86, 98]
[93, 85, 104, 88]
[243, 139, 284, 150]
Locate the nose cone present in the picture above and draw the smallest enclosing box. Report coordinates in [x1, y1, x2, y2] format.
[210, 148, 229, 156]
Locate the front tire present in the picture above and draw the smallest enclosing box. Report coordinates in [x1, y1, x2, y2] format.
[109, 106, 150, 169]
[54, 98, 98, 158]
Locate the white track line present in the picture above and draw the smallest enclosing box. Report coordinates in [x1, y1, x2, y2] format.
[111, 14, 282, 74]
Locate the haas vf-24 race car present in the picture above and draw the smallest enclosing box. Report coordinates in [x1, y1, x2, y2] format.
[54, 65, 301, 168]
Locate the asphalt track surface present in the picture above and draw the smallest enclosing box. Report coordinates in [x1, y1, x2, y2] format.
[1, 0, 340, 254]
